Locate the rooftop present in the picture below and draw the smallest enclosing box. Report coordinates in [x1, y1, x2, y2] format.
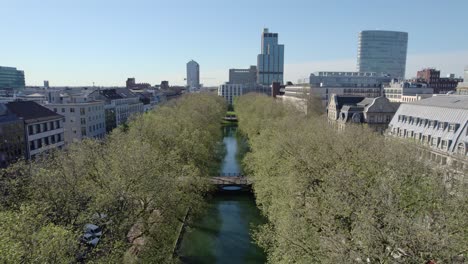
[409, 95, 468, 110]
[6, 101, 63, 123]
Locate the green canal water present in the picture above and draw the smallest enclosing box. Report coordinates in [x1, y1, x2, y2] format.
[178, 125, 266, 264]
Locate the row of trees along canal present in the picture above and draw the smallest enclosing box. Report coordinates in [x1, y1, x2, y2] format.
[0, 94, 227, 263]
[235, 94, 468, 263]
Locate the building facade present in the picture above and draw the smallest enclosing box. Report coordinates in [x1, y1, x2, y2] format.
[387, 95, 468, 170]
[187, 60, 200, 91]
[357, 30, 408, 79]
[229, 66, 257, 85]
[456, 66, 468, 95]
[383, 79, 433, 103]
[0, 104, 25, 167]
[0, 66, 25, 90]
[6, 101, 65, 159]
[328, 95, 398, 133]
[45, 92, 106, 144]
[309, 71, 391, 87]
[257, 28, 284, 85]
[89, 88, 143, 132]
[218, 83, 243, 105]
[416, 68, 462, 94]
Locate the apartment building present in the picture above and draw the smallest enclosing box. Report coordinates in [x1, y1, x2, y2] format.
[6, 101, 64, 159]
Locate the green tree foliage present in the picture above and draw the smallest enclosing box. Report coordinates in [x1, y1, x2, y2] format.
[0, 93, 226, 263]
[235, 94, 468, 263]
[0, 205, 78, 263]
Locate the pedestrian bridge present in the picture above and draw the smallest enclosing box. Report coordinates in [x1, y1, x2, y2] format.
[211, 173, 251, 191]
[223, 115, 238, 121]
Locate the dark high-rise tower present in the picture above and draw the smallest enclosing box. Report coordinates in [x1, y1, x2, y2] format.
[257, 28, 284, 85]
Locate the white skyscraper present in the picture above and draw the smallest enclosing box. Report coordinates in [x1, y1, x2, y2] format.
[186, 60, 200, 91]
[257, 28, 284, 85]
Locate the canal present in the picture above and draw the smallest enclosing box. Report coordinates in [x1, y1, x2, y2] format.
[178, 125, 266, 264]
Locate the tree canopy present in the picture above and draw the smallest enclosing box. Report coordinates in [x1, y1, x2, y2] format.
[235, 94, 467, 263]
[0, 93, 226, 263]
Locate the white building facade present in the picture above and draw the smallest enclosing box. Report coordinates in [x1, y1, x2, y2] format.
[46, 97, 106, 144]
[384, 80, 433, 103]
[387, 95, 468, 171]
[218, 83, 243, 105]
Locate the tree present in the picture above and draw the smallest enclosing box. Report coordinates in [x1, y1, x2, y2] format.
[235, 94, 468, 263]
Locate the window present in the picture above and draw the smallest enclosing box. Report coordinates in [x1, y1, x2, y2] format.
[81, 118, 86, 125]
[28, 125, 34, 135]
[51, 135, 56, 144]
[50, 121, 55, 130]
[70, 108, 75, 113]
[53, 108, 57, 112]
[429, 120, 437, 128]
[457, 143, 466, 155]
[448, 124, 457, 132]
[80, 108, 85, 115]
[57, 134, 62, 142]
[61, 108, 65, 113]
[439, 122, 446, 130]
[37, 139, 42, 149]
[44, 137, 49, 145]
[30, 141, 35, 150]
[81, 127, 87, 136]
[56, 120, 60, 128]
[431, 137, 439, 147]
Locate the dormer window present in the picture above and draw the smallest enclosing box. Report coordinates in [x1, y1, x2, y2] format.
[448, 123, 458, 132]
[438, 122, 446, 130]
[429, 120, 437, 128]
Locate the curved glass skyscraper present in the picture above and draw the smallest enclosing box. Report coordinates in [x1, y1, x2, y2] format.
[357, 30, 408, 79]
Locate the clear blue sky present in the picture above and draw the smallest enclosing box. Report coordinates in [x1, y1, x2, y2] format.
[2, 0, 468, 86]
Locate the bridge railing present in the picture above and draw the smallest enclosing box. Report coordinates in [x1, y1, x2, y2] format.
[219, 172, 244, 177]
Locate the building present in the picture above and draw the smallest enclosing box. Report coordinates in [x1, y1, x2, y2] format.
[456, 66, 468, 95]
[387, 95, 468, 170]
[187, 60, 200, 91]
[416, 68, 462, 94]
[257, 28, 284, 85]
[44, 91, 106, 144]
[328, 95, 398, 133]
[126, 78, 151, 89]
[44, 80, 50, 89]
[6, 101, 64, 159]
[89, 88, 143, 132]
[0, 104, 25, 167]
[229, 66, 257, 85]
[218, 83, 243, 105]
[306, 71, 391, 106]
[309, 71, 391, 87]
[357, 30, 408, 79]
[384, 79, 433, 103]
[0, 66, 25, 90]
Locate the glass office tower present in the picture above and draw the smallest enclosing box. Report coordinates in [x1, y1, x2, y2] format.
[357, 30, 408, 79]
[186, 60, 200, 91]
[257, 28, 284, 85]
[0, 66, 25, 90]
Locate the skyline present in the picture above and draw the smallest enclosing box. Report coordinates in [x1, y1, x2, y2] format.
[2, 0, 468, 87]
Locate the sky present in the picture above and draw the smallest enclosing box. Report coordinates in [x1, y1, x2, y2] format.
[2, 0, 468, 87]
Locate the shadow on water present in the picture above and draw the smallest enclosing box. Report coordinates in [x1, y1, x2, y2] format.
[178, 124, 266, 264]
